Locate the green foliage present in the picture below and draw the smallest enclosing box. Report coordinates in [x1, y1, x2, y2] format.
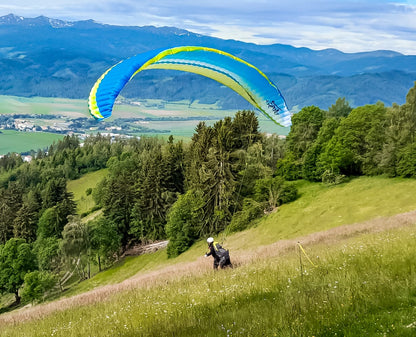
[321, 169, 346, 185]
[326, 97, 352, 118]
[286, 105, 324, 160]
[133, 144, 171, 241]
[275, 152, 302, 180]
[235, 142, 274, 198]
[230, 110, 261, 149]
[165, 190, 204, 258]
[13, 191, 40, 243]
[21, 270, 56, 303]
[226, 198, 263, 233]
[303, 117, 340, 181]
[37, 207, 60, 239]
[319, 103, 387, 176]
[89, 217, 122, 267]
[0, 238, 37, 303]
[254, 176, 298, 211]
[60, 216, 92, 280]
[396, 142, 416, 178]
[34, 236, 62, 273]
[99, 155, 138, 247]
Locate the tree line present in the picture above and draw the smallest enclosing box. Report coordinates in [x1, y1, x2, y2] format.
[1, 82, 415, 306]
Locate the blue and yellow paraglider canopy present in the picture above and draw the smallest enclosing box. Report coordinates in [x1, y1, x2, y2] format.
[88, 46, 291, 127]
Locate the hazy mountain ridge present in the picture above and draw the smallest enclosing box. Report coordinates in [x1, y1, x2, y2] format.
[0, 13, 415, 110]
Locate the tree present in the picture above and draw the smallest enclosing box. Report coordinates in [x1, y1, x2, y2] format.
[41, 178, 67, 209]
[286, 106, 325, 160]
[396, 142, 416, 178]
[89, 217, 122, 270]
[185, 121, 214, 190]
[0, 238, 37, 304]
[13, 191, 41, 243]
[254, 176, 298, 211]
[99, 154, 138, 248]
[21, 270, 56, 303]
[226, 198, 263, 233]
[380, 83, 416, 176]
[34, 236, 62, 272]
[163, 136, 185, 194]
[319, 103, 387, 176]
[0, 183, 23, 244]
[234, 142, 273, 200]
[165, 190, 204, 258]
[230, 110, 261, 150]
[132, 146, 171, 241]
[303, 117, 341, 181]
[60, 216, 92, 280]
[326, 97, 352, 119]
[198, 120, 237, 234]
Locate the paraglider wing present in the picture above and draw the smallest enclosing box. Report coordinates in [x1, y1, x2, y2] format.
[88, 46, 291, 127]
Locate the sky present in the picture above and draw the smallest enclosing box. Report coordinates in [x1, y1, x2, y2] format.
[1, 0, 416, 54]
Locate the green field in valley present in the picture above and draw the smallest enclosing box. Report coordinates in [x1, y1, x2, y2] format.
[0, 95, 288, 154]
[0, 95, 89, 117]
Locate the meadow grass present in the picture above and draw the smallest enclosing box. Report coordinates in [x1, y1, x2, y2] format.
[1, 176, 416, 336]
[228, 176, 416, 250]
[55, 176, 416, 298]
[1, 226, 415, 336]
[66, 169, 109, 215]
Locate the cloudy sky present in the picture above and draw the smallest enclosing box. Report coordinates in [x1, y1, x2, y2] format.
[1, 0, 416, 54]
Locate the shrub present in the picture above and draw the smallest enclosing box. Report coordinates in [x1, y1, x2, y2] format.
[226, 198, 263, 233]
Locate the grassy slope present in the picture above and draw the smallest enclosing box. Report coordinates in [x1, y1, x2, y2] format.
[1, 176, 416, 336]
[67, 169, 108, 215]
[231, 176, 416, 250]
[64, 176, 416, 292]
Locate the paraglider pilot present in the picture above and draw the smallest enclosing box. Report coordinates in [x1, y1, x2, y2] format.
[204, 237, 232, 270]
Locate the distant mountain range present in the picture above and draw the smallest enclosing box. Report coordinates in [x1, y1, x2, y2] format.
[0, 13, 415, 111]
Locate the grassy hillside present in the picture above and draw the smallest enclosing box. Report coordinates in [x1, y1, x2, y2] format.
[1, 226, 415, 336]
[1, 176, 416, 336]
[231, 176, 416, 250]
[67, 169, 108, 215]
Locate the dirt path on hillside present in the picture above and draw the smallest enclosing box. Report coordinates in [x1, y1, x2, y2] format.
[1, 210, 416, 325]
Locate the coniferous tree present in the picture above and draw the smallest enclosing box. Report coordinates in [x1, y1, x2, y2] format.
[100, 154, 138, 248]
[13, 191, 41, 242]
[198, 120, 236, 234]
[163, 136, 185, 194]
[185, 122, 214, 190]
[0, 183, 23, 244]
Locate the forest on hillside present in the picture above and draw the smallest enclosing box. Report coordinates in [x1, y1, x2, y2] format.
[0, 82, 415, 307]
